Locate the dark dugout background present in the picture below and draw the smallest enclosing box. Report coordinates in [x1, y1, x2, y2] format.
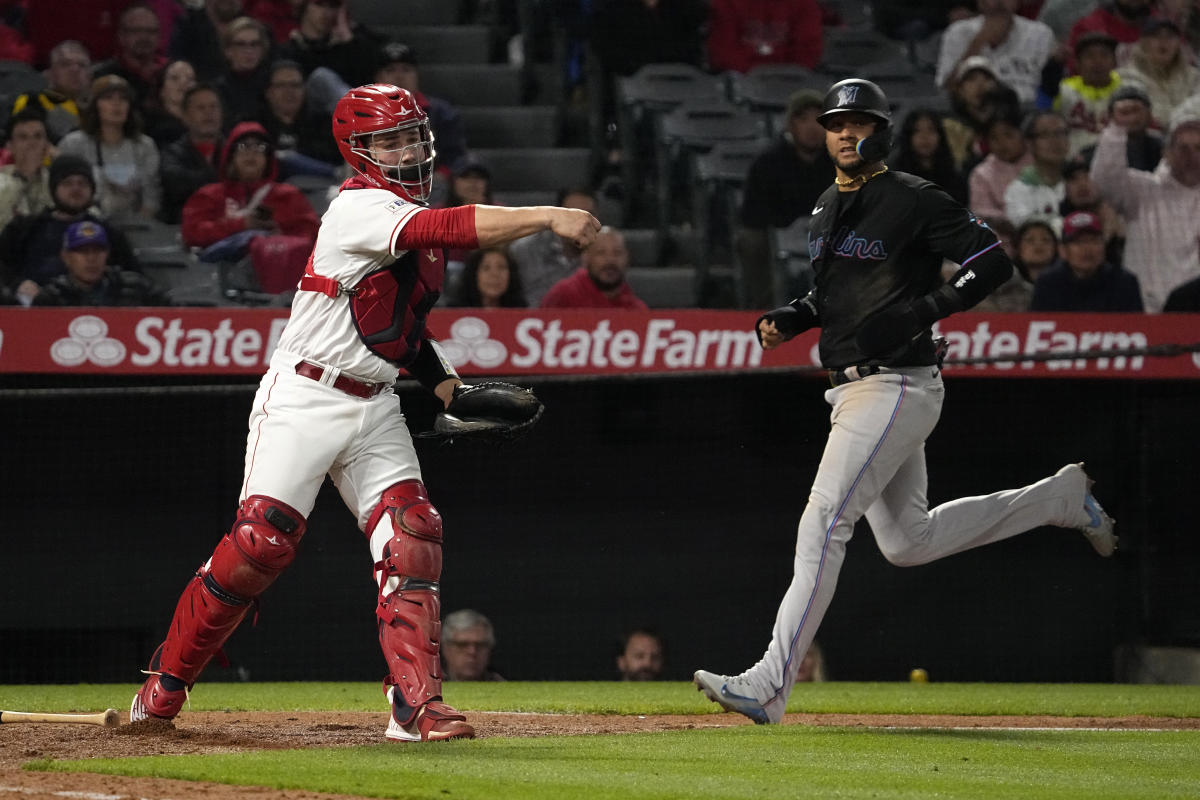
[1, 371, 1195, 684]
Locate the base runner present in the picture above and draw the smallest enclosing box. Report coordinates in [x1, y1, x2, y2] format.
[693, 78, 1117, 724]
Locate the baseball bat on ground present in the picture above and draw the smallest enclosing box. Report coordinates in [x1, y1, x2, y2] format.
[0, 709, 119, 727]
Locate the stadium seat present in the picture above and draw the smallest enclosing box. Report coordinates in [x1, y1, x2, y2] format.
[626, 266, 696, 308]
[372, 25, 491, 64]
[460, 106, 558, 148]
[819, 29, 906, 74]
[471, 147, 590, 193]
[691, 140, 765, 302]
[419, 65, 524, 107]
[769, 215, 814, 305]
[727, 64, 829, 113]
[349, 0, 459, 26]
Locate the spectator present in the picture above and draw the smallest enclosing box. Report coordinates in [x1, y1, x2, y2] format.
[215, 16, 274, 127]
[1055, 32, 1122, 155]
[182, 121, 318, 295]
[372, 42, 467, 174]
[942, 56, 1021, 168]
[0, 154, 141, 305]
[142, 58, 197, 147]
[32, 220, 170, 307]
[1067, 0, 1157, 69]
[890, 108, 969, 204]
[442, 610, 504, 682]
[936, 0, 1056, 103]
[11, 40, 89, 144]
[1090, 112, 1200, 311]
[456, 246, 527, 308]
[1031, 209, 1143, 309]
[968, 109, 1033, 220]
[58, 75, 162, 222]
[280, 0, 382, 90]
[246, 0, 302, 43]
[0, 109, 53, 231]
[444, 159, 493, 208]
[706, 0, 824, 73]
[795, 641, 826, 683]
[169, 0, 246, 82]
[1060, 154, 1125, 264]
[509, 187, 598, 306]
[873, 1, 977, 44]
[738, 89, 835, 309]
[1163, 273, 1200, 310]
[92, 2, 167, 106]
[1004, 111, 1070, 228]
[1038, 0, 1102, 41]
[590, 0, 706, 79]
[159, 84, 225, 225]
[616, 628, 665, 681]
[1014, 216, 1061, 285]
[972, 216, 1034, 310]
[1116, 18, 1200, 131]
[540, 226, 648, 309]
[261, 59, 339, 178]
[1080, 84, 1162, 170]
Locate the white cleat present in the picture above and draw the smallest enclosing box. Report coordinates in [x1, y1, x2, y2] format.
[692, 670, 781, 724]
[1057, 463, 1117, 557]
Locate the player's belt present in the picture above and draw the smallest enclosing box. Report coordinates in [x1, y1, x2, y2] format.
[828, 365, 886, 387]
[295, 360, 390, 399]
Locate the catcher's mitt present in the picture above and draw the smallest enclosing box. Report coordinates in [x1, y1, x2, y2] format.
[419, 382, 544, 443]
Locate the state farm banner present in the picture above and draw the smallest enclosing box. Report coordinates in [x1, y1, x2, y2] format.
[0, 307, 1196, 379]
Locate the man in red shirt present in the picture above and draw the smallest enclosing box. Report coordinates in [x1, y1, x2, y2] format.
[539, 226, 648, 309]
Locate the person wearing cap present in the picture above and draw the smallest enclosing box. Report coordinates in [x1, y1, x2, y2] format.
[1030, 209, 1142, 310]
[0, 153, 142, 305]
[92, 2, 167, 105]
[738, 89, 835, 308]
[936, 0, 1056, 104]
[32, 219, 171, 307]
[943, 56, 1020, 168]
[372, 42, 468, 174]
[1090, 104, 1200, 311]
[1080, 84, 1162, 171]
[1067, 0, 1157, 68]
[57, 74, 162, 222]
[1054, 31, 1122, 156]
[1060, 155, 1124, 262]
[693, 75, 1117, 728]
[1116, 18, 1200, 130]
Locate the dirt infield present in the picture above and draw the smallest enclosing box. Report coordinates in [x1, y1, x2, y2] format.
[1, 710, 1196, 800]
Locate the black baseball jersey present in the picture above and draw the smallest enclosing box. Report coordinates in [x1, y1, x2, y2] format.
[806, 170, 1012, 369]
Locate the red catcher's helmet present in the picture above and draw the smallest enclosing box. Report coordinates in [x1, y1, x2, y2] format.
[333, 84, 437, 204]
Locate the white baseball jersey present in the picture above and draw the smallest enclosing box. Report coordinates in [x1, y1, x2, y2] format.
[275, 187, 427, 383]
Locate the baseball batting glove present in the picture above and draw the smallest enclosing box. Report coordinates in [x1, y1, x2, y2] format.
[418, 382, 545, 443]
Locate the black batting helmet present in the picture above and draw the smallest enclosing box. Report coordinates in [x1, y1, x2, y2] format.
[817, 79, 891, 129]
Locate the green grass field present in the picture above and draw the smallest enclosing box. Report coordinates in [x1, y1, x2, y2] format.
[3, 682, 1199, 800]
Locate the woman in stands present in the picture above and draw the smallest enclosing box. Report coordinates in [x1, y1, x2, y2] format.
[58, 74, 162, 222]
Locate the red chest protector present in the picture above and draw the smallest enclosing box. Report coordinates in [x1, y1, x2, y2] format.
[300, 247, 444, 367]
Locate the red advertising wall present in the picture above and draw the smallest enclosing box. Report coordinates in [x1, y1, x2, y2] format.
[0, 308, 1196, 378]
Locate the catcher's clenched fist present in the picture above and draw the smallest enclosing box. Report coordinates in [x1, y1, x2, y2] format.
[549, 207, 602, 250]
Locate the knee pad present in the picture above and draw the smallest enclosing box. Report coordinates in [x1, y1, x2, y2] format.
[209, 495, 307, 599]
[370, 480, 443, 583]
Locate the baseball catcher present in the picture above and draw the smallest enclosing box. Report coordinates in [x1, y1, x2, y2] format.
[130, 84, 599, 742]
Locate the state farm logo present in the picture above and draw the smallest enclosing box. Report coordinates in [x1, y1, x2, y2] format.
[50, 315, 126, 367]
[439, 317, 507, 369]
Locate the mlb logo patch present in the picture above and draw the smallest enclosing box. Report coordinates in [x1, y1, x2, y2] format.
[385, 199, 408, 215]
